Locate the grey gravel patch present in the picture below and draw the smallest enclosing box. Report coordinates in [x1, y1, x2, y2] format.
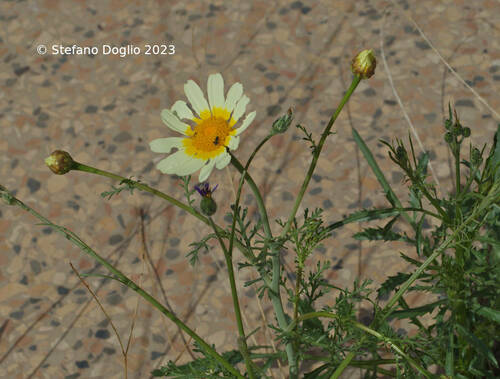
[323, 199, 333, 209]
[361, 198, 373, 208]
[85, 105, 98, 113]
[27, 178, 41, 193]
[153, 334, 166, 344]
[151, 351, 164, 360]
[415, 40, 430, 50]
[264, 72, 279, 80]
[14, 66, 30, 76]
[102, 103, 115, 111]
[75, 360, 89, 369]
[309, 187, 322, 195]
[207, 274, 218, 282]
[106, 291, 122, 305]
[95, 329, 110, 339]
[267, 105, 281, 117]
[109, 234, 123, 245]
[67, 200, 80, 211]
[455, 99, 474, 107]
[165, 249, 180, 259]
[423, 113, 437, 123]
[113, 131, 132, 142]
[10, 310, 24, 320]
[30, 260, 41, 274]
[363, 87, 376, 97]
[282, 191, 293, 201]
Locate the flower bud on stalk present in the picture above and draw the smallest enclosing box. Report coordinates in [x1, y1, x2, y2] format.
[351, 49, 377, 79]
[44, 150, 75, 175]
[271, 108, 294, 135]
[194, 182, 218, 216]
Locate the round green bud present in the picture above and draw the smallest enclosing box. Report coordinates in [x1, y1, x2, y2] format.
[444, 119, 452, 130]
[271, 108, 293, 135]
[44, 150, 75, 175]
[462, 127, 471, 137]
[451, 124, 461, 136]
[444, 132, 453, 143]
[200, 196, 217, 216]
[351, 49, 376, 79]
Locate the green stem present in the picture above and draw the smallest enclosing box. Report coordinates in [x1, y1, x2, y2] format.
[0, 186, 245, 379]
[281, 75, 362, 238]
[208, 217, 255, 379]
[230, 156, 298, 378]
[455, 143, 461, 197]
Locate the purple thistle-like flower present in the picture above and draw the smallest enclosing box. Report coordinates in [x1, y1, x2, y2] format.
[194, 182, 218, 198]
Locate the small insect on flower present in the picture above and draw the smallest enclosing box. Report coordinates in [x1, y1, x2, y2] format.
[194, 182, 218, 216]
[213, 136, 220, 146]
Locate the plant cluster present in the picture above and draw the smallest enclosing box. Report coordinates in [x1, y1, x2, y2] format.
[2, 49, 499, 378]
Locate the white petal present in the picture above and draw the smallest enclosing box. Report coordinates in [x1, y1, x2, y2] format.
[199, 159, 216, 182]
[156, 151, 191, 174]
[174, 157, 206, 176]
[224, 82, 243, 113]
[184, 79, 210, 117]
[171, 100, 194, 120]
[149, 137, 184, 153]
[228, 135, 240, 150]
[161, 109, 190, 135]
[215, 152, 231, 169]
[207, 73, 225, 111]
[232, 95, 250, 122]
[234, 111, 256, 136]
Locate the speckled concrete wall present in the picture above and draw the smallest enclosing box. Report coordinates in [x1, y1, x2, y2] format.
[0, 0, 499, 378]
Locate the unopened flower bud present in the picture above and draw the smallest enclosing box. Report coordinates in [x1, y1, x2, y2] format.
[462, 127, 471, 138]
[271, 108, 293, 135]
[451, 123, 462, 136]
[351, 49, 376, 79]
[444, 132, 453, 144]
[194, 182, 218, 216]
[444, 118, 452, 130]
[200, 196, 217, 216]
[44, 150, 75, 175]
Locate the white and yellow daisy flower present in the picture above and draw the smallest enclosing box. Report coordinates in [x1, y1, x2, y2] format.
[149, 73, 256, 182]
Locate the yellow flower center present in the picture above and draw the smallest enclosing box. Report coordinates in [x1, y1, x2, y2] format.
[183, 108, 236, 160]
